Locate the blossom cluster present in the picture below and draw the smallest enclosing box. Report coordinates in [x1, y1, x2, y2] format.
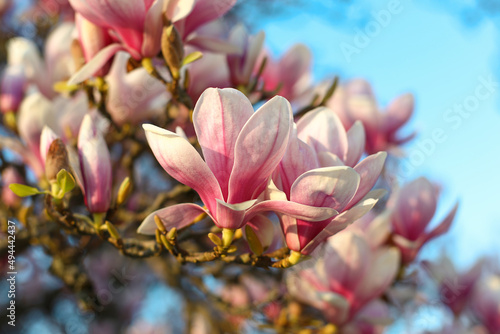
[0, 0, 496, 333]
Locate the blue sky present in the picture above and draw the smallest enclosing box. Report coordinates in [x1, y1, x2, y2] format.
[252, 1, 500, 268]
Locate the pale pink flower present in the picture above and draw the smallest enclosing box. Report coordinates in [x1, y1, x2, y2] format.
[328, 79, 415, 154]
[7, 23, 75, 98]
[138, 88, 336, 234]
[77, 114, 112, 213]
[226, 24, 265, 87]
[185, 48, 231, 103]
[390, 177, 459, 264]
[68, 0, 169, 60]
[471, 273, 500, 333]
[288, 229, 399, 327]
[75, 14, 114, 77]
[67, 0, 204, 84]
[422, 255, 483, 316]
[272, 107, 387, 254]
[106, 52, 169, 125]
[256, 44, 312, 101]
[0, 65, 26, 113]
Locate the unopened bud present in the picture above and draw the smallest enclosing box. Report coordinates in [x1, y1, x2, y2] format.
[116, 177, 132, 206]
[208, 233, 222, 247]
[166, 227, 177, 241]
[154, 215, 166, 232]
[161, 25, 184, 80]
[45, 139, 70, 182]
[105, 221, 121, 240]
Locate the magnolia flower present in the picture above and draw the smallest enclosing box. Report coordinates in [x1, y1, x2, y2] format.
[328, 79, 415, 154]
[288, 229, 399, 327]
[17, 90, 89, 173]
[18, 92, 53, 166]
[106, 52, 169, 125]
[272, 108, 386, 254]
[226, 24, 265, 87]
[75, 14, 114, 77]
[471, 273, 500, 333]
[422, 255, 483, 316]
[77, 114, 112, 213]
[137, 88, 337, 235]
[390, 177, 459, 264]
[296, 107, 365, 168]
[186, 48, 231, 102]
[7, 23, 75, 98]
[67, 0, 239, 85]
[256, 44, 312, 101]
[0, 65, 26, 113]
[69, 0, 170, 60]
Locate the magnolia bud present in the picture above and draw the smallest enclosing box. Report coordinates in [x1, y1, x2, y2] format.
[161, 25, 184, 80]
[45, 138, 71, 182]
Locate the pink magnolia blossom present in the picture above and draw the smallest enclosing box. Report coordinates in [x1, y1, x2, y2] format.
[471, 273, 500, 333]
[0, 65, 26, 113]
[106, 52, 169, 125]
[186, 47, 231, 103]
[389, 177, 459, 264]
[67, 0, 205, 84]
[328, 79, 415, 154]
[288, 229, 399, 327]
[7, 23, 75, 98]
[422, 255, 483, 316]
[137, 88, 337, 234]
[226, 24, 265, 87]
[174, 0, 237, 51]
[256, 44, 312, 102]
[68, 0, 169, 60]
[75, 14, 114, 77]
[272, 107, 387, 254]
[77, 114, 112, 213]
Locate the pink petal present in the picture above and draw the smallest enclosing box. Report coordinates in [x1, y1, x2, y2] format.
[141, 0, 164, 58]
[186, 36, 242, 54]
[78, 114, 112, 213]
[323, 230, 371, 294]
[297, 107, 348, 160]
[277, 127, 319, 196]
[228, 96, 292, 203]
[383, 93, 414, 134]
[193, 88, 254, 200]
[215, 199, 257, 229]
[137, 203, 208, 235]
[344, 121, 365, 167]
[422, 202, 459, 244]
[164, 0, 195, 22]
[69, 0, 146, 31]
[40, 126, 58, 168]
[346, 151, 387, 210]
[301, 189, 385, 255]
[392, 177, 437, 240]
[67, 43, 124, 85]
[356, 247, 400, 304]
[247, 200, 338, 223]
[143, 124, 223, 215]
[179, 0, 236, 38]
[317, 152, 345, 168]
[290, 166, 360, 212]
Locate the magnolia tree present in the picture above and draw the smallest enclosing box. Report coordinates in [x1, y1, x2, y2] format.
[0, 1, 498, 333]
